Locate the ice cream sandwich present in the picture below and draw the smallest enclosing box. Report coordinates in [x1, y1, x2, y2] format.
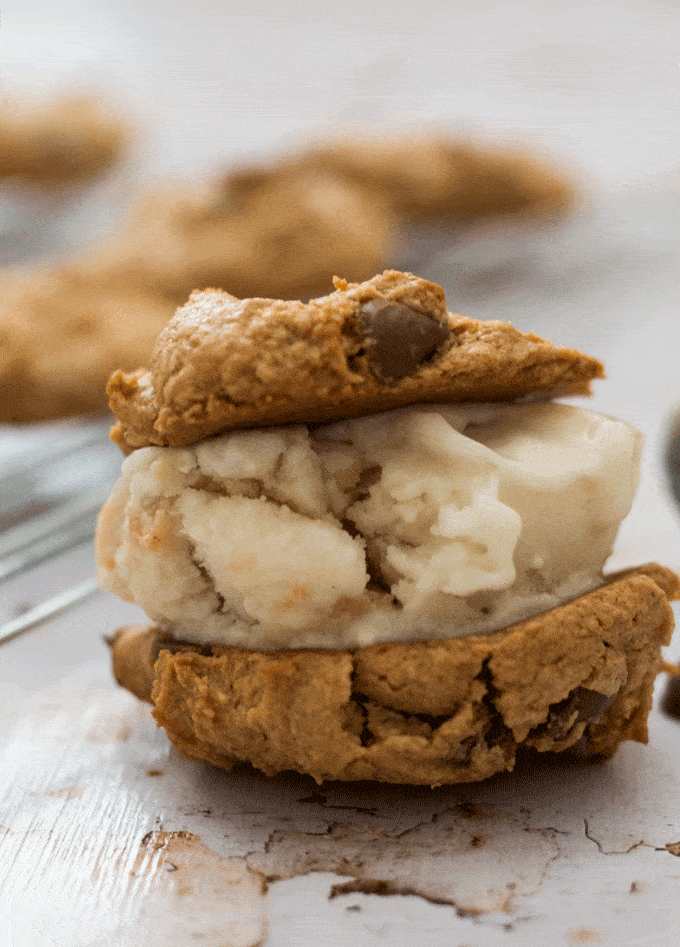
[99, 271, 679, 784]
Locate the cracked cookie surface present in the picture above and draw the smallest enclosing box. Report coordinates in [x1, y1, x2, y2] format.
[109, 565, 678, 785]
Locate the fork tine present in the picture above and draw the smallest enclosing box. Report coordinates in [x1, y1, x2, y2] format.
[0, 489, 107, 559]
[0, 515, 100, 582]
[0, 578, 100, 645]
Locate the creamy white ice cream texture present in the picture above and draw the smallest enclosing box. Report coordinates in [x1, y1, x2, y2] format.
[96, 402, 643, 649]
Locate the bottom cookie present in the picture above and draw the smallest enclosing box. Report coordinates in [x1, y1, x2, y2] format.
[109, 564, 679, 786]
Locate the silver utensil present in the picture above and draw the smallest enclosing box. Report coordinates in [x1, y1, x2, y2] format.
[0, 578, 100, 645]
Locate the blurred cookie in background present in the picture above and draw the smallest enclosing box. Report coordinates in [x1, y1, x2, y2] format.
[1, 128, 577, 423]
[101, 169, 399, 304]
[0, 263, 174, 423]
[0, 172, 398, 424]
[227, 131, 576, 224]
[96, 130, 576, 306]
[0, 93, 131, 186]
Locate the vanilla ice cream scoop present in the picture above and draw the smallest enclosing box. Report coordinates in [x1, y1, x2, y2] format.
[96, 402, 642, 650]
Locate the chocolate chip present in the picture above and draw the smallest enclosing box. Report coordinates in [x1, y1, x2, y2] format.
[538, 686, 617, 741]
[661, 675, 680, 721]
[359, 298, 449, 381]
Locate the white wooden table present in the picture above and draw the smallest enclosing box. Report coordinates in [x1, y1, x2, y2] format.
[2, 2, 680, 944]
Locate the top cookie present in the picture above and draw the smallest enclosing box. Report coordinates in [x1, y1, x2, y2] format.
[108, 270, 604, 452]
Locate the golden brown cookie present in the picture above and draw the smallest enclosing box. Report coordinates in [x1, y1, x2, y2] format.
[108, 564, 679, 786]
[108, 270, 604, 452]
[0, 93, 129, 184]
[0, 264, 175, 422]
[101, 171, 398, 304]
[228, 131, 575, 222]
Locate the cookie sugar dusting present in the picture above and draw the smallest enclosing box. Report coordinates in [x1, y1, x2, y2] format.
[108, 270, 604, 452]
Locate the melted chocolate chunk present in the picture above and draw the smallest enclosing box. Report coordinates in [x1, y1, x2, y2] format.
[536, 686, 617, 741]
[359, 298, 450, 381]
[661, 675, 680, 720]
